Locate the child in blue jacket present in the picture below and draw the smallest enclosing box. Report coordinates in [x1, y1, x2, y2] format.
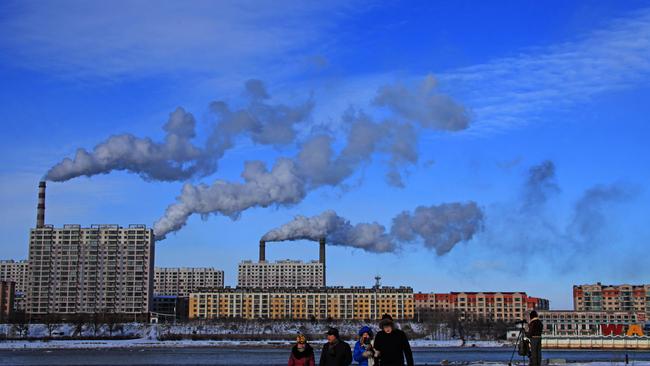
[353, 326, 377, 366]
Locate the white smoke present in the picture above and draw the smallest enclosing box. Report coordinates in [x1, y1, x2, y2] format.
[46, 107, 204, 181]
[45, 79, 313, 182]
[154, 159, 306, 239]
[391, 202, 485, 255]
[154, 90, 471, 239]
[261, 210, 395, 253]
[46, 75, 471, 239]
[259, 202, 484, 255]
[374, 74, 470, 131]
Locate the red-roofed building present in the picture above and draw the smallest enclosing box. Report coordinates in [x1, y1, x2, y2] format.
[414, 291, 549, 322]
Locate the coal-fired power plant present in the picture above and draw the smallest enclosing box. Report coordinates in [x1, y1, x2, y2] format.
[36, 181, 46, 228]
[258, 238, 327, 286]
[319, 237, 326, 286]
[259, 240, 264, 261]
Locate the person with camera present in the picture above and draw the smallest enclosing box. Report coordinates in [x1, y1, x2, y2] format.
[526, 310, 543, 366]
[353, 326, 378, 366]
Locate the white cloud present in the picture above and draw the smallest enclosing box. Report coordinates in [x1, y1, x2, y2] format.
[440, 7, 650, 133]
[0, 0, 359, 80]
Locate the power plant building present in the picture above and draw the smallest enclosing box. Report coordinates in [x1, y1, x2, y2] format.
[26, 182, 155, 319]
[239, 239, 326, 288]
[154, 267, 224, 296]
[189, 286, 414, 320]
[238, 260, 324, 288]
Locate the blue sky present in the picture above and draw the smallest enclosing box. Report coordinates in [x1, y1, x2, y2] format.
[1, 1, 649, 309]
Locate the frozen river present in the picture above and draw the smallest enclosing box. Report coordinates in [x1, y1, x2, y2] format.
[2, 347, 650, 366]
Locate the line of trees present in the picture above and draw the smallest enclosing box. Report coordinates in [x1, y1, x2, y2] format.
[417, 309, 512, 340]
[1, 310, 126, 339]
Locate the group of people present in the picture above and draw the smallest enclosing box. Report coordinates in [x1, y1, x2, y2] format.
[288, 314, 414, 366]
[288, 311, 543, 366]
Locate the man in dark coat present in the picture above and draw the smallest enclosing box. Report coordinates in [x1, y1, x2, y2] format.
[373, 314, 414, 366]
[319, 327, 352, 366]
[526, 310, 543, 366]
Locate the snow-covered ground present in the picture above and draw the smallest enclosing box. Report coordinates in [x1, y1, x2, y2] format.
[0, 321, 506, 350]
[0, 336, 506, 350]
[0, 320, 433, 339]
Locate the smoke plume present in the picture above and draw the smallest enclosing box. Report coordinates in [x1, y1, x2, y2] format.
[45, 79, 313, 182]
[568, 183, 635, 241]
[391, 202, 485, 255]
[262, 210, 396, 253]
[85, 75, 471, 239]
[374, 74, 471, 131]
[259, 202, 484, 255]
[154, 100, 469, 239]
[46, 107, 204, 182]
[522, 160, 559, 210]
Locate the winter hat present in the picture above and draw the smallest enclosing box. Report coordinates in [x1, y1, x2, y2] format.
[358, 326, 374, 338]
[326, 327, 340, 338]
[379, 313, 394, 328]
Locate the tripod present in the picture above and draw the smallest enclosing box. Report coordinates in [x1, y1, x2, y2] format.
[508, 325, 529, 366]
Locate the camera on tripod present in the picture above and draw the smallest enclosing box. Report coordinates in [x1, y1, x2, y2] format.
[508, 320, 531, 366]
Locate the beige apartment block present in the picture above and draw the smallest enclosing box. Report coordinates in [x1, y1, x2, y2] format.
[27, 224, 154, 319]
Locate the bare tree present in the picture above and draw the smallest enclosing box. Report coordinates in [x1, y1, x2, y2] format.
[104, 311, 120, 337]
[43, 313, 61, 337]
[9, 311, 29, 338]
[91, 312, 104, 336]
[71, 313, 89, 337]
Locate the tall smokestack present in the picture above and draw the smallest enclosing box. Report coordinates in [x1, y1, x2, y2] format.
[259, 240, 266, 262]
[319, 238, 326, 287]
[36, 181, 46, 228]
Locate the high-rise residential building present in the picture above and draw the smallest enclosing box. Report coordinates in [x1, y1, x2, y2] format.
[414, 292, 550, 322]
[189, 286, 414, 320]
[573, 283, 650, 318]
[0, 281, 15, 322]
[0, 259, 29, 311]
[27, 224, 154, 320]
[238, 260, 324, 288]
[154, 267, 224, 296]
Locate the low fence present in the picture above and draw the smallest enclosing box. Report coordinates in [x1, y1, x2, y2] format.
[543, 336, 650, 349]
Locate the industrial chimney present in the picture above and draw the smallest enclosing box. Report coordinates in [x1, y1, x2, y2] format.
[319, 238, 326, 287]
[36, 181, 46, 228]
[259, 240, 266, 262]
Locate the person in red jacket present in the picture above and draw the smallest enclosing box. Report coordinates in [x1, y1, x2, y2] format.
[289, 334, 316, 366]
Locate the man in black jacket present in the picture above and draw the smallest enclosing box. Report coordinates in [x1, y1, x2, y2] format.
[373, 314, 414, 366]
[320, 327, 352, 366]
[526, 310, 543, 366]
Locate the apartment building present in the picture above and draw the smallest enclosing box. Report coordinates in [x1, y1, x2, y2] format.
[189, 286, 414, 320]
[154, 267, 224, 296]
[414, 292, 550, 322]
[27, 224, 154, 319]
[0, 260, 28, 311]
[573, 283, 650, 319]
[238, 260, 324, 288]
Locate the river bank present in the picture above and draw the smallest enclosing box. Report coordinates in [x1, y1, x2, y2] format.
[1, 346, 650, 366]
[0, 338, 504, 350]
